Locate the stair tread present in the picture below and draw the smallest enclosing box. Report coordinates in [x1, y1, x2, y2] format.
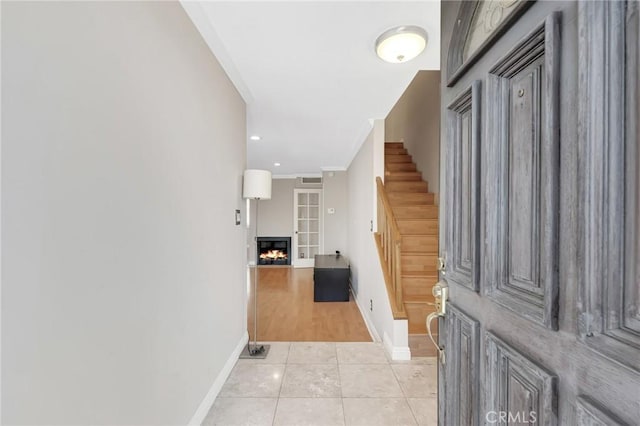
[401, 270, 438, 277]
[385, 183, 429, 192]
[401, 251, 438, 256]
[402, 273, 439, 278]
[404, 296, 434, 303]
[386, 164, 417, 172]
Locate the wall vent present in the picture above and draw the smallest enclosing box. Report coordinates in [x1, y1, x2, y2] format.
[301, 177, 323, 185]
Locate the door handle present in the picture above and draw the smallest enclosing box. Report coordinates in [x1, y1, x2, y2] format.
[426, 280, 448, 364]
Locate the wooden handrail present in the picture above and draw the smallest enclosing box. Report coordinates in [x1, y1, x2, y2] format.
[374, 177, 406, 319]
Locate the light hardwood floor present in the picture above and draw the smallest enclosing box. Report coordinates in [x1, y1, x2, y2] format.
[248, 267, 372, 342]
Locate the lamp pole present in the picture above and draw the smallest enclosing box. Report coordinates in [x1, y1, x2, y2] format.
[240, 169, 272, 359]
[250, 198, 264, 356]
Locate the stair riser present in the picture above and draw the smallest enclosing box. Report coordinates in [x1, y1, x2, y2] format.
[386, 163, 417, 172]
[405, 303, 437, 334]
[403, 282, 438, 300]
[387, 193, 435, 205]
[393, 206, 438, 219]
[402, 255, 439, 274]
[385, 148, 408, 155]
[385, 182, 429, 192]
[386, 155, 412, 163]
[385, 142, 404, 149]
[397, 220, 438, 235]
[385, 174, 422, 182]
[402, 235, 439, 253]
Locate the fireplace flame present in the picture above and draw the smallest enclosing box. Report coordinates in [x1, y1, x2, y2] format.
[260, 250, 288, 260]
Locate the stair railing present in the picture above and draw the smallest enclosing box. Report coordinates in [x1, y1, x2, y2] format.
[374, 177, 406, 319]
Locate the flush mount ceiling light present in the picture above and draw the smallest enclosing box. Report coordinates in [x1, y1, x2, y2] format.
[375, 26, 428, 63]
[274, 162, 281, 167]
[250, 135, 261, 141]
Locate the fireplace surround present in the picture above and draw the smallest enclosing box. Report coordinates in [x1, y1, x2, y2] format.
[256, 237, 291, 265]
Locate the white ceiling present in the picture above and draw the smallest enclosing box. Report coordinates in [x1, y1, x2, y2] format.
[182, 1, 440, 177]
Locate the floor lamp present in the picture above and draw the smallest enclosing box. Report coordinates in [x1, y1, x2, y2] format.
[240, 169, 272, 359]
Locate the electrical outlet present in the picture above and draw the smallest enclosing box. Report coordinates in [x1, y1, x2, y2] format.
[370, 299, 373, 311]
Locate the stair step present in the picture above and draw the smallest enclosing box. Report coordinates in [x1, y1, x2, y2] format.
[385, 142, 404, 149]
[402, 254, 439, 274]
[402, 270, 439, 277]
[402, 235, 438, 253]
[403, 275, 439, 299]
[386, 162, 417, 172]
[393, 205, 438, 219]
[385, 148, 408, 155]
[385, 181, 429, 193]
[405, 301, 437, 334]
[387, 192, 435, 205]
[408, 334, 438, 357]
[397, 219, 438, 235]
[405, 294, 436, 303]
[385, 172, 423, 182]
[385, 154, 413, 163]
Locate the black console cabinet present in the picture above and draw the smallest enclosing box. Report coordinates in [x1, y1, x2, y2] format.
[313, 254, 350, 302]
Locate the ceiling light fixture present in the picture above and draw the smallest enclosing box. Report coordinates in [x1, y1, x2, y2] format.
[274, 162, 281, 167]
[375, 26, 428, 63]
[250, 135, 261, 141]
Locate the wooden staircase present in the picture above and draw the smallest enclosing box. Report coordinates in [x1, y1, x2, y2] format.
[383, 142, 438, 348]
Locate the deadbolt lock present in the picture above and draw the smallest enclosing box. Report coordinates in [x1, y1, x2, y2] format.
[437, 257, 446, 272]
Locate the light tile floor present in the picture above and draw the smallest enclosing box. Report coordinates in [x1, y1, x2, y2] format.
[203, 342, 438, 426]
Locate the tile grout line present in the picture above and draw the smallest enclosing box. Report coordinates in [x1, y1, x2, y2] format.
[336, 345, 347, 426]
[270, 342, 292, 426]
[390, 359, 422, 426]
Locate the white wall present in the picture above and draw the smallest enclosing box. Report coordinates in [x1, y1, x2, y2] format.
[322, 171, 348, 255]
[385, 71, 441, 203]
[347, 122, 408, 358]
[2, 2, 247, 424]
[255, 178, 296, 238]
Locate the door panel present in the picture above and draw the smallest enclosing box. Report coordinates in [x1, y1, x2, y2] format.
[578, 0, 640, 372]
[485, 12, 560, 330]
[444, 305, 480, 426]
[575, 396, 627, 426]
[483, 331, 557, 425]
[440, 1, 640, 425]
[446, 81, 481, 292]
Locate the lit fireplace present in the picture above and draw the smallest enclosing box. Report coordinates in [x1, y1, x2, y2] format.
[257, 237, 291, 265]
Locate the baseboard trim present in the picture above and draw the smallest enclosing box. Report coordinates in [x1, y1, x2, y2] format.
[353, 289, 381, 342]
[383, 331, 411, 361]
[188, 330, 249, 426]
[392, 345, 412, 361]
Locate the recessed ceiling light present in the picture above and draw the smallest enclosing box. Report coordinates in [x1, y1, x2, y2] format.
[375, 26, 428, 63]
[250, 135, 261, 141]
[274, 162, 281, 167]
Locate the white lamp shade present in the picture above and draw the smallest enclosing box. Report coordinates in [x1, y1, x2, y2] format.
[243, 169, 272, 200]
